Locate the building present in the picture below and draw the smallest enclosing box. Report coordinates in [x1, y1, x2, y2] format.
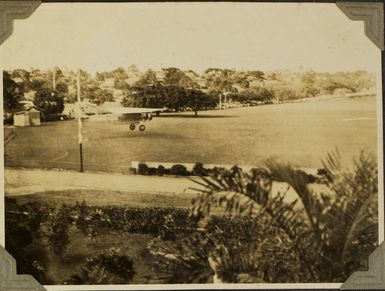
[100, 78, 115, 88]
[14, 106, 41, 126]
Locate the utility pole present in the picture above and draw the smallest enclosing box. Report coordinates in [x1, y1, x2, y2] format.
[77, 69, 84, 172]
[53, 69, 56, 91]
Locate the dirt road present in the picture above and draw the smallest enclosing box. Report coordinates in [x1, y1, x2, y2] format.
[4, 167, 306, 210]
[5, 168, 198, 196]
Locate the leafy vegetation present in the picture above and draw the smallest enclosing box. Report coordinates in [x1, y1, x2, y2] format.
[4, 67, 375, 118]
[135, 162, 320, 183]
[3, 71, 25, 112]
[65, 248, 135, 284]
[73, 203, 193, 239]
[5, 200, 193, 284]
[5, 199, 52, 283]
[5, 151, 378, 284]
[151, 151, 378, 283]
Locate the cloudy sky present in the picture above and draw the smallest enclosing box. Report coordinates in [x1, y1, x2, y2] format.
[0, 2, 380, 74]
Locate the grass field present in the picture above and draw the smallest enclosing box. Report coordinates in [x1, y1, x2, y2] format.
[4, 95, 379, 286]
[10, 189, 192, 208]
[4, 95, 378, 172]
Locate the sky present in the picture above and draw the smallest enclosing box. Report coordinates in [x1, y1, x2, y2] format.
[0, 2, 381, 74]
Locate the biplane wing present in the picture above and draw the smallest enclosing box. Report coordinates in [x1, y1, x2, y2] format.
[103, 107, 163, 115]
[87, 107, 163, 131]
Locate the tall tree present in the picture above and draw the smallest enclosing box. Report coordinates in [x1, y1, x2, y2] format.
[301, 71, 319, 97]
[163, 68, 196, 88]
[135, 69, 161, 87]
[3, 71, 24, 112]
[34, 87, 65, 115]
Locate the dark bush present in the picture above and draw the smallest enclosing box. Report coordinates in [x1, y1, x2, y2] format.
[210, 166, 226, 176]
[192, 163, 208, 176]
[5, 198, 53, 284]
[170, 164, 190, 176]
[157, 165, 166, 176]
[42, 114, 69, 122]
[148, 167, 158, 175]
[163, 167, 172, 175]
[138, 163, 149, 175]
[3, 114, 13, 125]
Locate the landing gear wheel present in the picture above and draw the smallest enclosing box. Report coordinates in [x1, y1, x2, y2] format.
[139, 124, 146, 131]
[129, 123, 136, 130]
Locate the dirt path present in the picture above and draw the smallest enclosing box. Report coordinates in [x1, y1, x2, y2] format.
[4, 167, 304, 208]
[5, 168, 198, 196]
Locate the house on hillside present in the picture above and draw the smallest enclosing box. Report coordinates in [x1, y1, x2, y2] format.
[63, 101, 99, 118]
[100, 78, 115, 88]
[14, 106, 41, 126]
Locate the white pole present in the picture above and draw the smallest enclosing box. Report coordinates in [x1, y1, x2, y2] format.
[219, 93, 222, 110]
[77, 69, 84, 172]
[53, 69, 56, 91]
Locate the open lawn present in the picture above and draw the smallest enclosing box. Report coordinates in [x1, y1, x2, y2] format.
[4, 95, 378, 172]
[9, 189, 193, 208]
[4, 95, 379, 286]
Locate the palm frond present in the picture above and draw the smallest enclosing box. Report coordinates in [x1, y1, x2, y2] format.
[190, 167, 312, 258]
[264, 159, 323, 241]
[323, 151, 378, 262]
[187, 152, 378, 282]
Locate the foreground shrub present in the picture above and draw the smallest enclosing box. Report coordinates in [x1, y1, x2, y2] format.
[6, 199, 193, 284]
[192, 163, 208, 176]
[42, 204, 74, 254]
[205, 216, 260, 244]
[153, 151, 378, 283]
[149, 214, 302, 283]
[65, 248, 135, 284]
[5, 199, 53, 284]
[148, 232, 214, 283]
[73, 204, 193, 240]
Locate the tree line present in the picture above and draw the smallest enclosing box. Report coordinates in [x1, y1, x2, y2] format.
[3, 66, 376, 116]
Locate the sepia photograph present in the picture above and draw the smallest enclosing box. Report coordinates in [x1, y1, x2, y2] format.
[0, 1, 383, 289]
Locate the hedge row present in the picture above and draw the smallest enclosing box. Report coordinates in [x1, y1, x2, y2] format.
[134, 162, 208, 176]
[6, 198, 268, 248]
[74, 203, 194, 240]
[134, 162, 326, 184]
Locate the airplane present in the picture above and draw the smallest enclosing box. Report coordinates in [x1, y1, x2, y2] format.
[85, 107, 163, 131]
